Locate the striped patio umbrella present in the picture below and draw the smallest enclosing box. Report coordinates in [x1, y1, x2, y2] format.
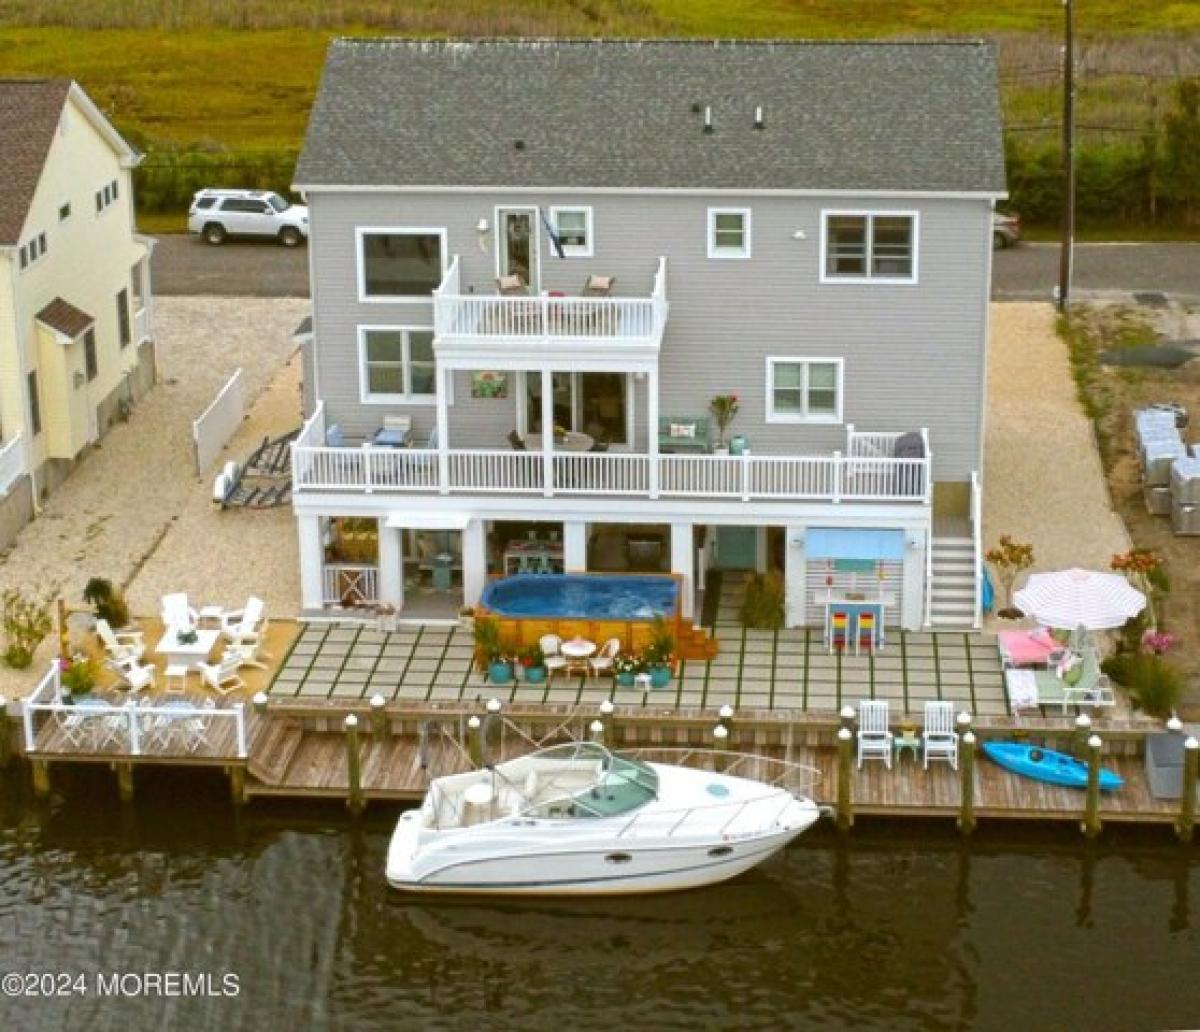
[1013, 568, 1146, 630]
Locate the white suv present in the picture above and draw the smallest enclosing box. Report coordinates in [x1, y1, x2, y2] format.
[187, 189, 309, 247]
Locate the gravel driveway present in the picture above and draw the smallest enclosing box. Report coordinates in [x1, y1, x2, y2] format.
[153, 235, 310, 297]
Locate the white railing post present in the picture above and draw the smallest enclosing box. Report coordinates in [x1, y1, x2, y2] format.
[741, 451, 752, 502]
[971, 470, 983, 629]
[437, 366, 451, 495]
[361, 444, 373, 494]
[22, 698, 34, 752]
[832, 450, 843, 503]
[236, 703, 248, 758]
[920, 427, 932, 503]
[540, 368, 554, 497]
[128, 706, 141, 756]
[647, 367, 660, 499]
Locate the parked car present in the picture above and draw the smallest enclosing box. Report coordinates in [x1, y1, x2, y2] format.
[992, 210, 1021, 249]
[187, 189, 309, 246]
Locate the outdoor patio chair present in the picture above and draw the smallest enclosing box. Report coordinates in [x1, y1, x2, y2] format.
[540, 634, 569, 679]
[197, 654, 244, 695]
[856, 611, 878, 655]
[161, 593, 198, 633]
[496, 274, 528, 296]
[827, 610, 850, 653]
[857, 700, 893, 769]
[1027, 649, 1113, 714]
[582, 275, 615, 297]
[109, 656, 156, 693]
[226, 636, 270, 671]
[922, 701, 959, 770]
[589, 638, 621, 678]
[96, 618, 145, 664]
[185, 698, 217, 754]
[221, 597, 265, 645]
[325, 424, 347, 447]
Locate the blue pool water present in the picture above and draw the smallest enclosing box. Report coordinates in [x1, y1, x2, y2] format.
[481, 574, 678, 620]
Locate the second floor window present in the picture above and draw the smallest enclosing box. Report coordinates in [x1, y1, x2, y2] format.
[117, 288, 131, 348]
[358, 229, 445, 300]
[822, 212, 916, 282]
[95, 179, 119, 214]
[767, 357, 843, 424]
[708, 208, 751, 259]
[548, 207, 593, 257]
[359, 327, 436, 402]
[83, 329, 98, 383]
[27, 371, 41, 435]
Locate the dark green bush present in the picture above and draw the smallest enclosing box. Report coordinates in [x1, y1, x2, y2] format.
[740, 572, 784, 630]
[1126, 655, 1184, 719]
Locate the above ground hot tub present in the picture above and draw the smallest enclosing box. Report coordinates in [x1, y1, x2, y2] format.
[480, 574, 678, 621]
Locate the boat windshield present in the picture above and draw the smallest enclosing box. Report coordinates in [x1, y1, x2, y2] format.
[501, 743, 659, 819]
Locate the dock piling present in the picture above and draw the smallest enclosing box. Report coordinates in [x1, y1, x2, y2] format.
[0, 700, 10, 767]
[31, 760, 50, 798]
[589, 719, 605, 745]
[1082, 734, 1103, 839]
[228, 766, 247, 807]
[599, 699, 615, 745]
[1176, 737, 1198, 843]
[369, 694, 388, 739]
[467, 715, 483, 768]
[252, 691, 268, 715]
[344, 714, 364, 816]
[713, 723, 729, 771]
[958, 731, 977, 836]
[115, 762, 134, 804]
[836, 727, 854, 831]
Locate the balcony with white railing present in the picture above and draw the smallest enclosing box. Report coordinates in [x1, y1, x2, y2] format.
[0, 433, 24, 496]
[292, 408, 931, 507]
[432, 255, 668, 362]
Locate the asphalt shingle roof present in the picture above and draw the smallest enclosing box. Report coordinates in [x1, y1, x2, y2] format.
[36, 297, 94, 338]
[295, 39, 1006, 194]
[0, 79, 72, 245]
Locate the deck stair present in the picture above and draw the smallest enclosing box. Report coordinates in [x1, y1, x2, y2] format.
[246, 717, 303, 786]
[929, 535, 978, 629]
[679, 620, 719, 661]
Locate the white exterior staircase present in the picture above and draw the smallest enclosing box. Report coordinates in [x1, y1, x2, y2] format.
[929, 536, 978, 629]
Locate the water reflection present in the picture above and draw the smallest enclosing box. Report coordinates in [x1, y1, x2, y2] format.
[0, 768, 1198, 1031]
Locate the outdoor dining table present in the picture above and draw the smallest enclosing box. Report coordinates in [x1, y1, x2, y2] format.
[813, 593, 896, 651]
[156, 627, 221, 669]
[559, 637, 596, 677]
[370, 426, 412, 448]
[526, 431, 595, 452]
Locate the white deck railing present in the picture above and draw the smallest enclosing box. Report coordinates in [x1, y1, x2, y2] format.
[293, 445, 930, 504]
[21, 664, 248, 758]
[0, 433, 25, 496]
[434, 256, 668, 344]
[323, 564, 379, 607]
[970, 469, 983, 629]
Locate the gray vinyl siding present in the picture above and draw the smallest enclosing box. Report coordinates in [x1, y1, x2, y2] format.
[308, 191, 989, 479]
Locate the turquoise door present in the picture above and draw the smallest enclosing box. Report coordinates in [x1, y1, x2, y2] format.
[715, 526, 758, 570]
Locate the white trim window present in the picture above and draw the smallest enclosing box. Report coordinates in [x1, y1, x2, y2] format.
[548, 206, 593, 257]
[358, 326, 437, 404]
[766, 357, 844, 424]
[821, 211, 918, 282]
[356, 227, 447, 301]
[707, 207, 751, 259]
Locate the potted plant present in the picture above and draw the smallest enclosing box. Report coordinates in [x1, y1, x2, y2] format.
[709, 393, 740, 452]
[59, 654, 98, 699]
[984, 535, 1035, 620]
[613, 653, 641, 687]
[488, 648, 516, 685]
[645, 654, 674, 689]
[83, 576, 130, 629]
[644, 615, 676, 688]
[519, 642, 547, 684]
[473, 616, 501, 672]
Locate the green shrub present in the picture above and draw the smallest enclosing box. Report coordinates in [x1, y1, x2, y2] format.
[740, 571, 784, 630]
[60, 656, 98, 697]
[1126, 655, 1184, 719]
[472, 616, 501, 667]
[1100, 653, 1135, 686]
[1, 588, 55, 669]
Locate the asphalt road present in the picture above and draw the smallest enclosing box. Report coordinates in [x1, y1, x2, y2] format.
[151, 234, 1200, 301]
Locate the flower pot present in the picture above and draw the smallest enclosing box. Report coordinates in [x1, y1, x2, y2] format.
[524, 665, 547, 684]
[488, 661, 513, 684]
[650, 667, 672, 689]
[616, 671, 636, 687]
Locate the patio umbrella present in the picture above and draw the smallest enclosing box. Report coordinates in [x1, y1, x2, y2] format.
[1012, 568, 1146, 630]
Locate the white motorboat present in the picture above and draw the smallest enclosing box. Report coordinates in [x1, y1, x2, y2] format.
[386, 742, 822, 896]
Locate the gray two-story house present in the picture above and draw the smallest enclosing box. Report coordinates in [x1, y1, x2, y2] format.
[290, 38, 1005, 634]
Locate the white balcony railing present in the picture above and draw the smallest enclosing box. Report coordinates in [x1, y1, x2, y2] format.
[323, 564, 379, 607]
[433, 256, 668, 345]
[293, 446, 930, 505]
[0, 433, 24, 496]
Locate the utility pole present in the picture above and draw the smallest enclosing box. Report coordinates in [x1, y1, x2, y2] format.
[1057, 0, 1076, 312]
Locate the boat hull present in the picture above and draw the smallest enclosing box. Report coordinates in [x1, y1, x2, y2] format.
[386, 793, 821, 896]
[982, 740, 1124, 791]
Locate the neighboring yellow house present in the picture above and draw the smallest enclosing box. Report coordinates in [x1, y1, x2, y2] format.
[0, 79, 155, 545]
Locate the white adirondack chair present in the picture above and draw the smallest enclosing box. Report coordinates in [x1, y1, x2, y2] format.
[922, 701, 959, 770]
[857, 700, 893, 769]
[197, 653, 243, 695]
[226, 636, 270, 671]
[540, 634, 568, 679]
[221, 596, 265, 645]
[161, 592, 198, 632]
[96, 618, 145, 664]
[108, 654, 156, 693]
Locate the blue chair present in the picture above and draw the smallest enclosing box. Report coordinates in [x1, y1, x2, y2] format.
[325, 424, 347, 447]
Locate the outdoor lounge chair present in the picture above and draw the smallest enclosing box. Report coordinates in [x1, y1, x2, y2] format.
[1030, 649, 1113, 714]
[197, 653, 243, 695]
[857, 700, 893, 768]
[226, 636, 270, 671]
[922, 701, 959, 770]
[996, 626, 1062, 668]
[110, 656, 156, 693]
[161, 593, 199, 633]
[96, 618, 145, 664]
[496, 274, 528, 296]
[220, 597, 265, 645]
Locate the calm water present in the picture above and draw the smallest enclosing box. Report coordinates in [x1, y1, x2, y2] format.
[1, 765, 1198, 1032]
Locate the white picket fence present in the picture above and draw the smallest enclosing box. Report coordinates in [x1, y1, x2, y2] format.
[193, 368, 245, 474]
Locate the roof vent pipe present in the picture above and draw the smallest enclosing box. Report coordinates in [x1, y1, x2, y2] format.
[754, 106, 765, 129]
[703, 105, 713, 134]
